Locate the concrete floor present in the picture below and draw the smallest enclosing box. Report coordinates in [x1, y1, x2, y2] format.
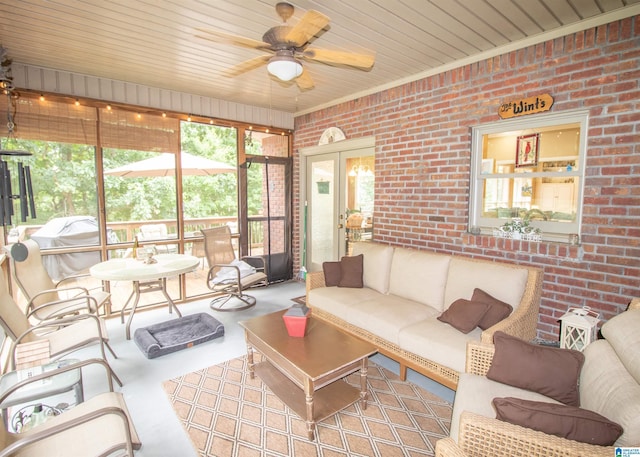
[46, 280, 455, 456]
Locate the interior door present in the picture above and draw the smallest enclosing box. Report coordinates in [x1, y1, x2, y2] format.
[305, 145, 375, 272]
[306, 153, 340, 272]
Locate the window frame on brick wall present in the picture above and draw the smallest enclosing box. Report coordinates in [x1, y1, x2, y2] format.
[469, 110, 588, 243]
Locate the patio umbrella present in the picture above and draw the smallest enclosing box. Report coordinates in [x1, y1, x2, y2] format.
[105, 152, 236, 177]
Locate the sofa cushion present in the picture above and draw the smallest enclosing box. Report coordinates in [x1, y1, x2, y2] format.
[443, 257, 528, 314]
[601, 308, 640, 384]
[308, 287, 437, 344]
[308, 286, 383, 321]
[487, 331, 584, 406]
[388, 247, 451, 311]
[351, 242, 395, 294]
[338, 254, 363, 288]
[352, 295, 439, 344]
[322, 261, 341, 287]
[580, 339, 640, 447]
[399, 317, 482, 375]
[437, 299, 490, 334]
[471, 288, 513, 330]
[493, 397, 623, 446]
[450, 372, 561, 442]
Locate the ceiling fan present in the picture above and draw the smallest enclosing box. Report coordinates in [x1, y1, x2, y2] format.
[196, 2, 375, 90]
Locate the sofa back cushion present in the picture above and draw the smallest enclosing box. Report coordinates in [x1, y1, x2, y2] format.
[580, 339, 640, 446]
[600, 308, 640, 384]
[351, 242, 394, 294]
[443, 257, 529, 312]
[388, 247, 451, 310]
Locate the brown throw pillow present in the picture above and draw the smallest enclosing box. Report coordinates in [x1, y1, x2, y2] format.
[487, 332, 585, 406]
[437, 299, 490, 334]
[471, 288, 513, 330]
[338, 254, 364, 288]
[322, 261, 342, 287]
[493, 397, 623, 446]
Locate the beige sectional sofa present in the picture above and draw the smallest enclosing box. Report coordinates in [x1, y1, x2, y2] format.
[436, 299, 640, 456]
[306, 242, 543, 390]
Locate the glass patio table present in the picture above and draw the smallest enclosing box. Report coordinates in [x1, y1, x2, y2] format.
[90, 254, 200, 339]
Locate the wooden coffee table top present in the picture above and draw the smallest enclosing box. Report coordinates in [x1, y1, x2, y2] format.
[239, 309, 376, 381]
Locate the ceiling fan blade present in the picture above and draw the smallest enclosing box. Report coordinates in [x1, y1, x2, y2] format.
[285, 10, 330, 47]
[222, 55, 271, 77]
[295, 68, 314, 90]
[302, 48, 375, 70]
[195, 28, 272, 51]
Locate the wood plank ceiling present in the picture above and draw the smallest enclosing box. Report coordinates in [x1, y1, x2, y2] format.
[0, 0, 638, 115]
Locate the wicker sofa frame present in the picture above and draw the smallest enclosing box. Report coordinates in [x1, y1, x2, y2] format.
[305, 256, 543, 390]
[435, 298, 640, 457]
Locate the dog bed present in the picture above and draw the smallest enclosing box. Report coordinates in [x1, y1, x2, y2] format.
[134, 313, 224, 359]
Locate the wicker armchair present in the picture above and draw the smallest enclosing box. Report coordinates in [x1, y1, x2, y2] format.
[435, 411, 612, 457]
[436, 298, 640, 457]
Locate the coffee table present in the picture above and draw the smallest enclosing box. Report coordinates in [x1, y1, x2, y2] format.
[239, 310, 377, 440]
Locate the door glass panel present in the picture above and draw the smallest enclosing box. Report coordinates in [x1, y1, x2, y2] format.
[246, 158, 290, 282]
[244, 130, 288, 157]
[309, 157, 337, 270]
[345, 155, 374, 255]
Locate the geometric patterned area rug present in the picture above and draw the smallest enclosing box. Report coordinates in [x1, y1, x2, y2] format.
[291, 295, 306, 305]
[163, 355, 452, 456]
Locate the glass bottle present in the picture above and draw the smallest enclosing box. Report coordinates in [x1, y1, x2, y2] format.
[133, 235, 139, 259]
[29, 403, 46, 429]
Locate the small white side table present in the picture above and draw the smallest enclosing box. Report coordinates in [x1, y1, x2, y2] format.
[0, 359, 83, 431]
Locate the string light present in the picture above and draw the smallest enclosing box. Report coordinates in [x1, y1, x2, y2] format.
[74, 99, 80, 106]
[39, 94, 45, 101]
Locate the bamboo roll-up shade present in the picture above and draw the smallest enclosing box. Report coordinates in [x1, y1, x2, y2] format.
[0, 95, 97, 145]
[0, 94, 180, 153]
[99, 108, 180, 153]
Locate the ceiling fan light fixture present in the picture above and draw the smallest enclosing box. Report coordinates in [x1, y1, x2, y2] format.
[267, 52, 302, 81]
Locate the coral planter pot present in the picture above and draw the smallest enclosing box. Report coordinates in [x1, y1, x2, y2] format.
[283, 315, 309, 337]
[282, 304, 311, 337]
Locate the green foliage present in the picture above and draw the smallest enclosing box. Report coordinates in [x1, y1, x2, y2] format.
[3, 121, 246, 226]
[499, 217, 541, 234]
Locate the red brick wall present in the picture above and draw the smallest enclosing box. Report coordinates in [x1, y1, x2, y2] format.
[293, 17, 640, 341]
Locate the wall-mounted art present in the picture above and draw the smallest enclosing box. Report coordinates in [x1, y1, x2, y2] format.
[515, 133, 539, 168]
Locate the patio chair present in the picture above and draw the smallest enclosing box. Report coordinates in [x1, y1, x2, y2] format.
[0, 358, 140, 456]
[138, 223, 178, 254]
[202, 225, 268, 311]
[0, 269, 121, 385]
[7, 240, 110, 322]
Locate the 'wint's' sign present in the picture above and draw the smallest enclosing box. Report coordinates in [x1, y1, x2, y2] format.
[499, 94, 554, 119]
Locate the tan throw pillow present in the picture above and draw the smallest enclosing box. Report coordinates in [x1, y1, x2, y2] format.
[493, 397, 623, 446]
[487, 332, 585, 406]
[322, 261, 341, 287]
[437, 299, 490, 334]
[471, 288, 513, 330]
[338, 254, 364, 288]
